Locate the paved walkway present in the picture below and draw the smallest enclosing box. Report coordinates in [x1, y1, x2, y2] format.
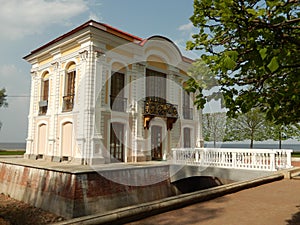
[127, 177, 300, 225]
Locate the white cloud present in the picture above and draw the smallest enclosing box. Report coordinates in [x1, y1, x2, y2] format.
[89, 12, 101, 21]
[0, 0, 89, 40]
[0, 64, 30, 95]
[0, 64, 30, 142]
[174, 40, 199, 60]
[178, 22, 194, 32]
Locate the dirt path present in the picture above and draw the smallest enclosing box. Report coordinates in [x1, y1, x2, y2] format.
[0, 194, 64, 225]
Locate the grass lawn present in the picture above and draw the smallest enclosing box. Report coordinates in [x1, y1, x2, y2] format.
[0, 150, 25, 155]
[292, 152, 300, 158]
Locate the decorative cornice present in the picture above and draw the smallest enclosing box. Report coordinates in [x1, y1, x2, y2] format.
[79, 50, 88, 61]
[51, 61, 59, 70]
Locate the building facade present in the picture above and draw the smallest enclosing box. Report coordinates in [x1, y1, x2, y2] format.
[24, 20, 203, 165]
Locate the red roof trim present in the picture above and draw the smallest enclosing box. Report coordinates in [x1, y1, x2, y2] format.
[24, 20, 143, 59]
[100, 22, 143, 42]
[24, 20, 194, 64]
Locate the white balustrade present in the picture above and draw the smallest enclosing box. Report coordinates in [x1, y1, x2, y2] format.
[172, 148, 293, 171]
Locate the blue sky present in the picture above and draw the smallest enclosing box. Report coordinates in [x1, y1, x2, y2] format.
[0, 0, 199, 142]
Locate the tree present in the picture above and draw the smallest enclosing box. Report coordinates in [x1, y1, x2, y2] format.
[224, 109, 269, 148]
[202, 112, 226, 147]
[0, 88, 8, 130]
[187, 0, 300, 125]
[268, 123, 300, 149]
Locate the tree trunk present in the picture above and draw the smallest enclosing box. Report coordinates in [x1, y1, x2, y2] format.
[250, 131, 254, 148]
[250, 139, 253, 148]
[279, 131, 282, 149]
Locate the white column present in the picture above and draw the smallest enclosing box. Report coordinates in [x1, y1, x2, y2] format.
[132, 63, 147, 160]
[91, 50, 106, 164]
[47, 61, 59, 158]
[25, 71, 38, 158]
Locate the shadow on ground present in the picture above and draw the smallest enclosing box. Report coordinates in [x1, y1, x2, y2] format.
[126, 197, 227, 225]
[286, 205, 300, 225]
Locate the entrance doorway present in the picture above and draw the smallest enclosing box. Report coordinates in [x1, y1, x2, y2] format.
[151, 125, 163, 160]
[110, 122, 124, 162]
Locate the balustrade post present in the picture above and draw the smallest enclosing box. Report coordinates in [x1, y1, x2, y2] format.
[252, 153, 257, 168]
[195, 149, 199, 163]
[200, 149, 204, 165]
[232, 152, 237, 168]
[172, 149, 177, 163]
[286, 150, 292, 168]
[270, 152, 276, 171]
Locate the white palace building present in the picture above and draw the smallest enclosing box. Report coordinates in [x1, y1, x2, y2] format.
[23, 20, 203, 165]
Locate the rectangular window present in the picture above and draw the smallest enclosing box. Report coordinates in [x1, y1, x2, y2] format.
[184, 127, 191, 148]
[183, 91, 193, 120]
[39, 78, 49, 115]
[146, 69, 166, 102]
[63, 70, 76, 112]
[110, 72, 126, 112]
[43, 79, 49, 101]
[66, 70, 76, 96]
[110, 123, 124, 162]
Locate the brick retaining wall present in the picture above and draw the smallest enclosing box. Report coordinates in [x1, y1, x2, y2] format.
[0, 162, 173, 219]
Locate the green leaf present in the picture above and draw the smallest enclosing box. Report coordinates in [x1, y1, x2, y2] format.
[223, 55, 236, 70]
[267, 57, 279, 72]
[246, 8, 256, 16]
[259, 48, 268, 60]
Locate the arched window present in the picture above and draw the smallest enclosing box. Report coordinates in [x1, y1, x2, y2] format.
[39, 72, 49, 115]
[63, 63, 76, 112]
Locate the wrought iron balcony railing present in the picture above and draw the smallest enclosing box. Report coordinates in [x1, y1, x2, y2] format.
[144, 98, 178, 118]
[62, 95, 74, 112]
[38, 100, 48, 115]
[110, 95, 127, 112]
[182, 107, 193, 120]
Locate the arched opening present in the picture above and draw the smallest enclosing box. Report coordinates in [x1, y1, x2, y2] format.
[172, 176, 223, 194]
[61, 122, 73, 158]
[151, 125, 163, 160]
[37, 123, 47, 158]
[110, 122, 125, 162]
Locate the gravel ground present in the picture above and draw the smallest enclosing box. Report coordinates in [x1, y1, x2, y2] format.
[0, 194, 64, 225]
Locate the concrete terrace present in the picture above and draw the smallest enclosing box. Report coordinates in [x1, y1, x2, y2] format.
[0, 156, 279, 183]
[0, 156, 170, 174]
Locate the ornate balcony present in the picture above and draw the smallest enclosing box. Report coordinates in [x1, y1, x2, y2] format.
[110, 95, 127, 112]
[143, 97, 178, 130]
[62, 95, 74, 112]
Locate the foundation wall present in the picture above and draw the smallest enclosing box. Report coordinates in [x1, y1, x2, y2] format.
[0, 161, 270, 219]
[0, 162, 173, 219]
